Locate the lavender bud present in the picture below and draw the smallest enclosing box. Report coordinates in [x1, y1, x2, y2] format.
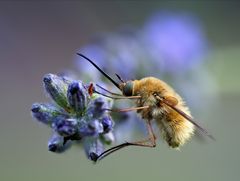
[53, 118, 78, 137]
[88, 120, 104, 134]
[67, 81, 88, 114]
[83, 137, 104, 161]
[101, 116, 114, 133]
[31, 103, 66, 125]
[79, 120, 103, 137]
[87, 97, 108, 119]
[101, 131, 115, 145]
[48, 133, 64, 152]
[43, 74, 70, 111]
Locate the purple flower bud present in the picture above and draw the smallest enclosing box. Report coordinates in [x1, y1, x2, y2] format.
[43, 74, 70, 111]
[87, 97, 108, 119]
[31, 103, 67, 125]
[83, 137, 104, 161]
[67, 81, 88, 113]
[79, 120, 103, 137]
[101, 131, 115, 145]
[53, 118, 78, 137]
[48, 133, 64, 152]
[48, 133, 72, 153]
[101, 116, 114, 133]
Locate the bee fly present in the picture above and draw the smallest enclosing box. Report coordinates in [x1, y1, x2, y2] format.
[77, 53, 214, 162]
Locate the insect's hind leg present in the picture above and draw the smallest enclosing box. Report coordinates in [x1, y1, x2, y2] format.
[95, 120, 156, 162]
[129, 119, 156, 148]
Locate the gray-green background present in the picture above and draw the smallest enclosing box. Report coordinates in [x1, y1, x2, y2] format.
[0, 1, 239, 180]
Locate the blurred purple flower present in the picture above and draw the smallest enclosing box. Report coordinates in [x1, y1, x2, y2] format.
[76, 30, 145, 81]
[142, 11, 208, 73]
[76, 44, 107, 82]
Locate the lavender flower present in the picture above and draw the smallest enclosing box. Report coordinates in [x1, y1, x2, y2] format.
[31, 74, 115, 161]
[142, 11, 208, 73]
[76, 11, 208, 78]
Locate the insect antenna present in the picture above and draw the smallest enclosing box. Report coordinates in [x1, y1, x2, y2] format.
[77, 53, 121, 90]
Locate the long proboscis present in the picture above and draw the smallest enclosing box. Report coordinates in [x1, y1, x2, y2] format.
[94, 90, 140, 100]
[77, 53, 121, 90]
[96, 84, 123, 96]
[162, 99, 215, 141]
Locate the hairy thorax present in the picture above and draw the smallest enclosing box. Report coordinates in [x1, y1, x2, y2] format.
[133, 77, 175, 119]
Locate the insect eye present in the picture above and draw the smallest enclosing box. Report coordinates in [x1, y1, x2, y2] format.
[123, 81, 133, 96]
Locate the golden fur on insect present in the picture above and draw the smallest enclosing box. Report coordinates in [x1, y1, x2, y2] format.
[132, 77, 195, 148]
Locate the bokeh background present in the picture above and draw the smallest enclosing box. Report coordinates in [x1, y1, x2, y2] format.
[0, 1, 240, 180]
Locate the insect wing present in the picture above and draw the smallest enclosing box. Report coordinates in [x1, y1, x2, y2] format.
[162, 99, 215, 140]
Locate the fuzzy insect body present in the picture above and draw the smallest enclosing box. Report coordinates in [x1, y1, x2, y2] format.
[131, 77, 194, 148]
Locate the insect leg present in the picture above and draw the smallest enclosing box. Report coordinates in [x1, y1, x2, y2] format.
[95, 120, 156, 162]
[127, 119, 156, 148]
[105, 106, 149, 113]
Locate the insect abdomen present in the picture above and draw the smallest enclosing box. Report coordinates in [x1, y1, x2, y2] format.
[156, 107, 195, 148]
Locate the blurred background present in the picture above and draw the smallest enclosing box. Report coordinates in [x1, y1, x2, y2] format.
[0, 1, 240, 180]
